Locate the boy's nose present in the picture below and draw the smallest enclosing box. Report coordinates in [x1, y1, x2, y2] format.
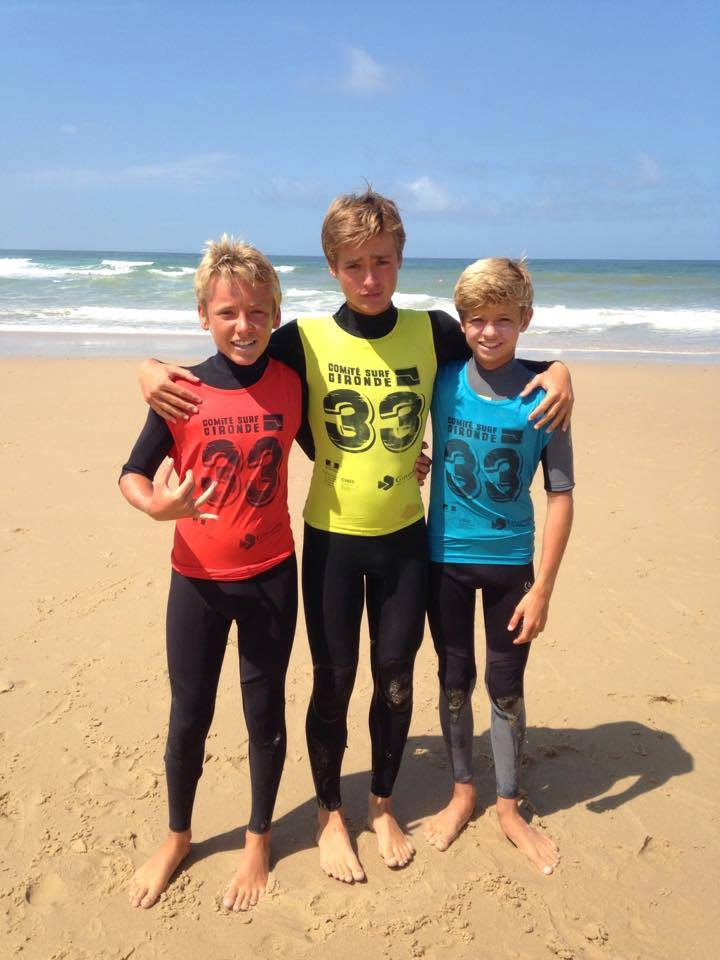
[235, 313, 251, 333]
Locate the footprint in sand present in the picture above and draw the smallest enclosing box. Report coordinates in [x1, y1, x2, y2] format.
[637, 835, 675, 862]
[25, 872, 68, 907]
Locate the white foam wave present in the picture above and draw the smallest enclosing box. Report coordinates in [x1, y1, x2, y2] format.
[285, 288, 326, 297]
[0, 305, 196, 331]
[394, 293, 458, 313]
[532, 305, 720, 333]
[148, 267, 196, 278]
[0, 257, 153, 279]
[273, 265, 296, 273]
[0, 322, 207, 337]
[100, 259, 154, 272]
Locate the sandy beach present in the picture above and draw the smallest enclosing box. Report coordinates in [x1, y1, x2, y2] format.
[2, 357, 719, 960]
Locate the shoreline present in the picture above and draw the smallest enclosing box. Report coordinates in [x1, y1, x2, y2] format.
[1, 329, 719, 363]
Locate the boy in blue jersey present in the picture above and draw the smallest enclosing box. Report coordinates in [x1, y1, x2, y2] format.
[419, 258, 574, 875]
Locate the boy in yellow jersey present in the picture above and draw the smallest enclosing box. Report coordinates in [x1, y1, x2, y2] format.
[138, 190, 573, 884]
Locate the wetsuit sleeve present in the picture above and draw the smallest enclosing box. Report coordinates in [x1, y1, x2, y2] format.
[120, 410, 174, 481]
[429, 310, 470, 362]
[540, 426, 575, 491]
[269, 320, 314, 460]
[518, 358, 551, 373]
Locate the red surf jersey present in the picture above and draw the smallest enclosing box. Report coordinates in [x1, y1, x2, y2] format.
[167, 359, 301, 580]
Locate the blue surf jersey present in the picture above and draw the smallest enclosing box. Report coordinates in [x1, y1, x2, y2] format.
[428, 361, 551, 564]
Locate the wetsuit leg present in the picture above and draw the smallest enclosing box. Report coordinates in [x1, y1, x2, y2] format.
[365, 520, 428, 798]
[233, 554, 297, 834]
[480, 564, 534, 799]
[427, 563, 478, 783]
[165, 570, 231, 832]
[164, 559, 297, 834]
[303, 524, 364, 810]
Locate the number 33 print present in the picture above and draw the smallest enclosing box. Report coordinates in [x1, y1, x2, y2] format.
[445, 438, 522, 502]
[323, 389, 425, 453]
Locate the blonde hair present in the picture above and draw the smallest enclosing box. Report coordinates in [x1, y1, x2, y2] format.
[455, 257, 534, 317]
[194, 235, 281, 312]
[321, 188, 406, 266]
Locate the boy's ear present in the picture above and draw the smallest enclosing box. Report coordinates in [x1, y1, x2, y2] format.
[273, 308, 281, 330]
[327, 261, 337, 279]
[520, 307, 533, 332]
[198, 304, 209, 329]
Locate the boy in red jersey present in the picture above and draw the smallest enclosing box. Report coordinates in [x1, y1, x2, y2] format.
[119, 237, 301, 912]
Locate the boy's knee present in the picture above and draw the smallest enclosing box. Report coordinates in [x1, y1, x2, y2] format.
[378, 658, 414, 714]
[486, 660, 524, 707]
[493, 694, 524, 722]
[439, 647, 476, 721]
[311, 664, 355, 723]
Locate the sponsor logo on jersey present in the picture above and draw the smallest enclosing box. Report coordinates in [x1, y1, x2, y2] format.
[377, 475, 395, 491]
[263, 413, 284, 431]
[394, 366, 420, 386]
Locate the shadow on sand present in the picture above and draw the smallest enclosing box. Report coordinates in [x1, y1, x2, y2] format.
[185, 718, 692, 871]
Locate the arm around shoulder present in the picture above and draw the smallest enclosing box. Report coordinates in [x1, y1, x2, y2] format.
[520, 361, 574, 433]
[138, 358, 202, 422]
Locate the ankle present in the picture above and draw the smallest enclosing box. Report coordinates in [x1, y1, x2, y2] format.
[245, 829, 271, 848]
[451, 782, 477, 805]
[319, 806, 345, 828]
[496, 796, 521, 822]
[368, 793, 393, 815]
[167, 829, 192, 847]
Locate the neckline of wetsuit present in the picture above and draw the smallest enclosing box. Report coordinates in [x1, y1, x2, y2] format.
[200, 351, 269, 389]
[466, 357, 526, 401]
[333, 302, 398, 339]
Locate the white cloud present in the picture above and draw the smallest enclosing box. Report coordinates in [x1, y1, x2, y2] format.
[59, 124, 78, 135]
[344, 47, 389, 94]
[402, 176, 457, 212]
[118, 153, 236, 185]
[636, 152, 662, 185]
[26, 152, 236, 187]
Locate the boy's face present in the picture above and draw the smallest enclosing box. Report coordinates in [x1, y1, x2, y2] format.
[329, 231, 400, 316]
[199, 276, 280, 365]
[460, 301, 532, 371]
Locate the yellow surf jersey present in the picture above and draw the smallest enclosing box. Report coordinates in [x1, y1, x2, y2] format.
[298, 309, 437, 535]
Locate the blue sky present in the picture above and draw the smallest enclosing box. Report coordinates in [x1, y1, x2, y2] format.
[1, 0, 717, 258]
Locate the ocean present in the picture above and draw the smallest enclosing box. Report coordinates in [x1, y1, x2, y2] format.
[1, 250, 718, 362]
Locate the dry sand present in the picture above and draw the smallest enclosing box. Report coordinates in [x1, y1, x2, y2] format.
[1, 358, 719, 960]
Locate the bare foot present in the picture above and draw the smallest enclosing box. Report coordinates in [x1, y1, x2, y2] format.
[424, 781, 477, 851]
[496, 796, 560, 875]
[316, 808, 365, 883]
[367, 794, 414, 868]
[223, 830, 271, 912]
[128, 830, 191, 908]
